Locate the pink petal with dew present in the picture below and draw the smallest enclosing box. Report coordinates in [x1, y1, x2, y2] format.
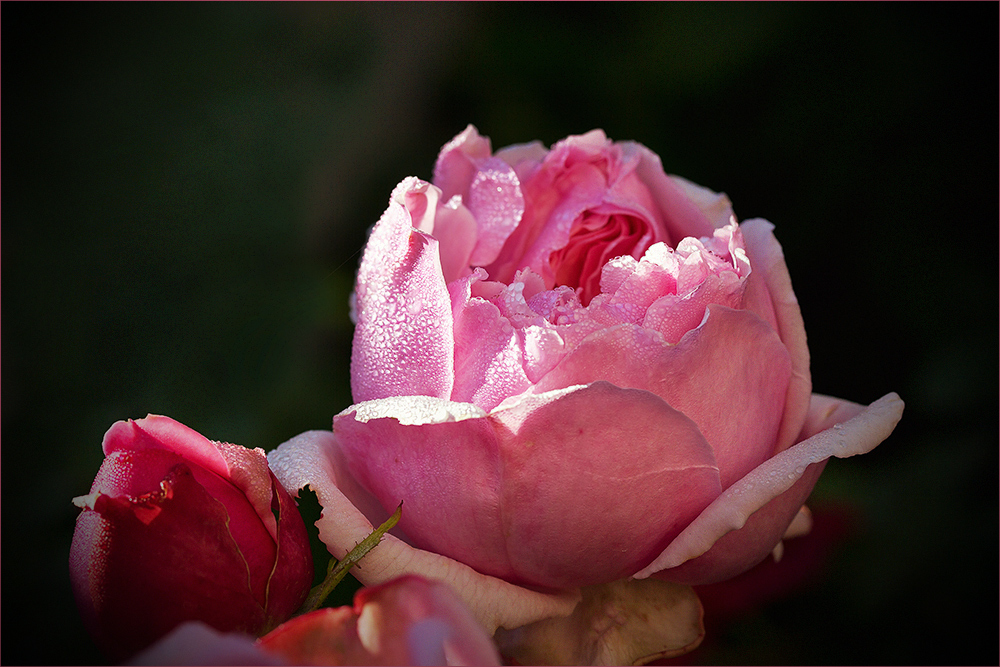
[432, 124, 493, 201]
[740, 218, 812, 455]
[633, 392, 904, 583]
[642, 272, 743, 345]
[267, 430, 580, 635]
[214, 441, 278, 537]
[448, 271, 532, 411]
[103, 415, 230, 481]
[405, 180, 477, 285]
[534, 306, 791, 490]
[508, 158, 612, 286]
[351, 177, 455, 403]
[333, 396, 517, 583]
[494, 139, 548, 183]
[465, 156, 526, 268]
[489, 382, 721, 589]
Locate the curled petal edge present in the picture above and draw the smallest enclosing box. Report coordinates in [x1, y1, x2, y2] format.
[633, 392, 904, 579]
[267, 430, 580, 635]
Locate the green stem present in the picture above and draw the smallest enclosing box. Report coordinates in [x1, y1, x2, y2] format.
[297, 502, 402, 615]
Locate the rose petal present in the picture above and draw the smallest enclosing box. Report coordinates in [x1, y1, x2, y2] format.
[667, 174, 735, 230]
[351, 177, 455, 402]
[429, 189, 480, 285]
[433, 124, 493, 202]
[633, 392, 904, 582]
[534, 306, 792, 489]
[333, 396, 515, 582]
[448, 271, 532, 411]
[466, 156, 526, 268]
[258, 576, 502, 666]
[494, 578, 703, 666]
[103, 416, 231, 481]
[635, 153, 717, 242]
[740, 218, 812, 455]
[354, 575, 502, 666]
[257, 607, 368, 666]
[130, 622, 280, 666]
[267, 430, 580, 635]
[489, 382, 721, 588]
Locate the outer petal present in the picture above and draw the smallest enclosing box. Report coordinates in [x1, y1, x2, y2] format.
[667, 174, 735, 230]
[333, 396, 515, 581]
[489, 382, 722, 588]
[634, 392, 904, 583]
[351, 177, 455, 402]
[495, 579, 703, 666]
[741, 218, 812, 455]
[534, 306, 792, 489]
[267, 430, 580, 635]
[261, 470, 315, 630]
[103, 415, 230, 481]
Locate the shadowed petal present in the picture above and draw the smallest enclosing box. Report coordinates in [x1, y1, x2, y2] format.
[634, 392, 904, 583]
[740, 218, 812, 455]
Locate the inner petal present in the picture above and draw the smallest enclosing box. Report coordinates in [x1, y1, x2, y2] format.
[548, 213, 652, 305]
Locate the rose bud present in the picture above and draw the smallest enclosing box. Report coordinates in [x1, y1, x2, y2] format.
[268, 126, 903, 664]
[70, 415, 313, 662]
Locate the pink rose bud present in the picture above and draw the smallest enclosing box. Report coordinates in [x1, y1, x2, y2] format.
[70, 415, 314, 662]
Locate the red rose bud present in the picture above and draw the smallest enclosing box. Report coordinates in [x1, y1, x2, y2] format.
[69, 415, 314, 661]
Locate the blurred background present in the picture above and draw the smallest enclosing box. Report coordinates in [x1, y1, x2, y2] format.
[3, 3, 997, 664]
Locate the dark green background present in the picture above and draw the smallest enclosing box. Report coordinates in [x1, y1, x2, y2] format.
[3, 3, 997, 665]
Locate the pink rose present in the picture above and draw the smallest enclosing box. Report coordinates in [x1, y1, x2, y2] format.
[70, 415, 314, 661]
[269, 126, 902, 662]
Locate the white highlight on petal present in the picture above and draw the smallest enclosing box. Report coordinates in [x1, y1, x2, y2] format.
[633, 392, 904, 579]
[342, 395, 486, 426]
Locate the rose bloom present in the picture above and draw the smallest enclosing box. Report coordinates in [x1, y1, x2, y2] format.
[269, 126, 902, 664]
[70, 416, 313, 661]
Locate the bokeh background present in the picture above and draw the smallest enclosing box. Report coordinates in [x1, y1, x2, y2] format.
[3, 3, 997, 665]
